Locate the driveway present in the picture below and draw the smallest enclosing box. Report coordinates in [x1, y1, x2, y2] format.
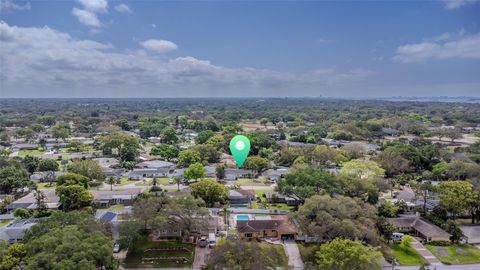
[192, 246, 211, 269]
[283, 241, 304, 269]
[411, 238, 442, 266]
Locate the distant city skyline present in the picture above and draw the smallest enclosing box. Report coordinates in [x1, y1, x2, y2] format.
[1, 0, 479, 98]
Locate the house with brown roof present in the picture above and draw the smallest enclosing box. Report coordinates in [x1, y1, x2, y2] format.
[236, 215, 297, 240]
[388, 215, 451, 242]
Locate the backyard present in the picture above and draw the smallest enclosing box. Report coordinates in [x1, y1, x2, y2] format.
[425, 244, 480, 265]
[234, 178, 271, 187]
[0, 219, 12, 228]
[124, 238, 195, 268]
[389, 243, 426, 265]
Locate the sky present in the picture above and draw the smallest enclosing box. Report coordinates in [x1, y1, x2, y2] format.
[0, 0, 479, 98]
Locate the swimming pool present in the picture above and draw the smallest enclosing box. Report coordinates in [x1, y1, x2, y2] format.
[236, 215, 250, 221]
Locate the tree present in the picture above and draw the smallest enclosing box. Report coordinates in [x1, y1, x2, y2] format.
[164, 195, 209, 238]
[375, 151, 411, 177]
[38, 158, 59, 172]
[56, 173, 90, 188]
[191, 144, 221, 164]
[277, 167, 337, 202]
[400, 235, 413, 249]
[51, 124, 70, 142]
[22, 155, 40, 174]
[195, 130, 215, 144]
[203, 239, 288, 270]
[100, 133, 140, 162]
[206, 134, 225, 151]
[118, 220, 143, 251]
[244, 156, 269, 175]
[56, 185, 93, 211]
[161, 127, 178, 144]
[438, 181, 475, 220]
[133, 195, 169, 230]
[315, 238, 383, 270]
[106, 176, 116, 191]
[216, 165, 225, 180]
[172, 176, 182, 191]
[340, 159, 385, 180]
[67, 159, 104, 181]
[23, 225, 117, 270]
[150, 144, 179, 161]
[293, 195, 379, 245]
[413, 181, 433, 214]
[0, 165, 32, 195]
[444, 220, 464, 243]
[190, 179, 228, 207]
[0, 243, 26, 270]
[34, 190, 48, 217]
[378, 201, 399, 218]
[184, 162, 206, 182]
[177, 150, 202, 168]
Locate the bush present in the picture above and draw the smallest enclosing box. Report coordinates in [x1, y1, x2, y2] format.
[427, 241, 451, 246]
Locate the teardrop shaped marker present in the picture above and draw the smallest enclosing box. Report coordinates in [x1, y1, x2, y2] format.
[229, 135, 251, 168]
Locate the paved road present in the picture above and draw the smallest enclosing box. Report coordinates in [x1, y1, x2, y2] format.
[283, 241, 304, 270]
[192, 246, 211, 269]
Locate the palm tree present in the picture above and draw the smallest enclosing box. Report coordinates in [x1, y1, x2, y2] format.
[173, 176, 181, 191]
[107, 176, 116, 191]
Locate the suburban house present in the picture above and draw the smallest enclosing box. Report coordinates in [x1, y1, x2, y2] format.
[30, 171, 65, 183]
[459, 225, 480, 244]
[387, 215, 451, 242]
[224, 168, 255, 181]
[229, 189, 255, 205]
[93, 157, 120, 169]
[263, 167, 289, 182]
[236, 215, 297, 240]
[135, 160, 175, 170]
[92, 188, 145, 208]
[0, 219, 39, 243]
[265, 192, 302, 206]
[6, 189, 60, 213]
[11, 143, 38, 151]
[127, 168, 171, 180]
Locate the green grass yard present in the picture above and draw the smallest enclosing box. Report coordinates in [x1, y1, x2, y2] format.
[0, 219, 12, 228]
[390, 243, 426, 265]
[254, 189, 273, 199]
[106, 204, 125, 211]
[37, 182, 55, 189]
[425, 244, 480, 265]
[234, 178, 271, 186]
[124, 239, 195, 268]
[18, 149, 45, 156]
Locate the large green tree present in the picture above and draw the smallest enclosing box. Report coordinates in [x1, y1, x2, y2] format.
[190, 179, 228, 207]
[0, 165, 32, 195]
[184, 162, 206, 182]
[38, 158, 59, 172]
[149, 144, 179, 161]
[56, 185, 93, 211]
[438, 181, 475, 220]
[67, 159, 104, 181]
[315, 238, 383, 270]
[293, 195, 379, 245]
[177, 150, 202, 168]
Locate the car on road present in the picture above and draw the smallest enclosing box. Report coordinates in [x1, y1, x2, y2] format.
[198, 236, 208, 248]
[208, 233, 216, 248]
[113, 243, 120, 253]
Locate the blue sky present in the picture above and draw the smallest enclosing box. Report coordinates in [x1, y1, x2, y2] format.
[0, 0, 479, 97]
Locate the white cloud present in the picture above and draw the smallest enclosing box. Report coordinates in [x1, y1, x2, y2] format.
[393, 33, 480, 63]
[114, 3, 131, 13]
[72, 8, 101, 27]
[0, 22, 375, 97]
[151, 24, 157, 28]
[444, 0, 480, 9]
[0, 0, 30, 12]
[76, 0, 108, 13]
[140, 39, 178, 53]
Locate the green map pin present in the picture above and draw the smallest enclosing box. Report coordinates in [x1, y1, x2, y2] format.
[229, 135, 251, 168]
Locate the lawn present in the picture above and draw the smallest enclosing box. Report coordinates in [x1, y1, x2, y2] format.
[0, 219, 12, 228]
[124, 238, 195, 268]
[251, 202, 294, 211]
[18, 149, 45, 156]
[234, 178, 271, 186]
[390, 243, 426, 265]
[37, 182, 55, 189]
[116, 177, 139, 186]
[254, 189, 273, 200]
[425, 244, 480, 265]
[107, 204, 125, 211]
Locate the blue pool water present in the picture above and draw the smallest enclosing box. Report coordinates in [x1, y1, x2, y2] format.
[236, 215, 250, 221]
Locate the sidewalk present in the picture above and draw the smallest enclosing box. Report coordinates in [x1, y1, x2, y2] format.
[411, 238, 442, 266]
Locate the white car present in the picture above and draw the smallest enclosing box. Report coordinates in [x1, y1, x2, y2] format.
[113, 243, 120, 253]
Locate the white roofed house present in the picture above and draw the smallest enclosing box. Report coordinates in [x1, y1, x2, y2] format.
[0, 219, 39, 243]
[92, 188, 145, 208]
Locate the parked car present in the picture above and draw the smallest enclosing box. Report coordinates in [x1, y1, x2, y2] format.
[113, 243, 120, 253]
[208, 233, 216, 248]
[391, 232, 404, 242]
[198, 236, 208, 248]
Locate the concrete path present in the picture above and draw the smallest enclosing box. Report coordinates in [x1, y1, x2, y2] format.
[411, 238, 442, 266]
[283, 240, 304, 270]
[192, 246, 211, 270]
